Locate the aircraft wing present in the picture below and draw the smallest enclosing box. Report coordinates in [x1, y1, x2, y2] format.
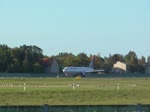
[86, 69, 104, 74]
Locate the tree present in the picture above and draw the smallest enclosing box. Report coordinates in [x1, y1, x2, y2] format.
[111, 54, 124, 63]
[22, 51, 30, 72]
[137, 56, 146, 73]
[138, 56, 146, 65]
[33, 62, 44, 73]
[0, 45, 13, 72]
[125, 51, 138, 73]
[125, 51, 138, 65]
[63, 54, 75, 66]
[6, 58, 20, 73]
[76, 53, 90, 67]
[93, 55, 105, 69]
[147, 56, 150, 63]
[104, 54, 113, 68]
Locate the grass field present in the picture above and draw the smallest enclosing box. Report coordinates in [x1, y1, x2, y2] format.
[0, 77, 150, 105]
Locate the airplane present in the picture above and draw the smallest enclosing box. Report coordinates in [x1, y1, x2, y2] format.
[62, 56, 104, 77]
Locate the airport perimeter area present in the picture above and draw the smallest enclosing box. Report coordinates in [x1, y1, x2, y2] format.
[0, 76, 150, 106]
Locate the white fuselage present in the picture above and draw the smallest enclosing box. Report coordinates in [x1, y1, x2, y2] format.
[63, 67, 94, 75]
[62, 56, 104, 76]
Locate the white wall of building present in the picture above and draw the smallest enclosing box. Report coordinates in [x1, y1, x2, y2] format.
[113, 61, 128, 73]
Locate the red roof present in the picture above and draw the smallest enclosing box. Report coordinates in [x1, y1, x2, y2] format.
[42, 58, 54, 67]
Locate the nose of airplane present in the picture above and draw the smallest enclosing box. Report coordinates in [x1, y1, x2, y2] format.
[62, 69, 65, 73]
[62, 67, 67, 72]
[62, 68, 66, 73]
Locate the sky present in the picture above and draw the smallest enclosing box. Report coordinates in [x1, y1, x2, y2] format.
[0, 0, 150, 58]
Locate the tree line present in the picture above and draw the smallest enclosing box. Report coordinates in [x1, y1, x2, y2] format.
[54, 52, 146, 73]
[0, 44, 44, 73]
[0, 44, 148, 73]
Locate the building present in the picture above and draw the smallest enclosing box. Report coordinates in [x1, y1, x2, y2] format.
[42, 58, 59, 74]
[113, 61, 129, 73]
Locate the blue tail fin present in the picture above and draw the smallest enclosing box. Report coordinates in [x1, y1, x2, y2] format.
[89, 56, 95, 68]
